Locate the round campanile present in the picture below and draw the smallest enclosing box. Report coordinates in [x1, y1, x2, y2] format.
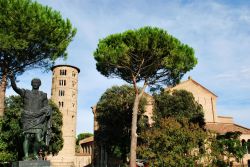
[51, 65, 80, 159]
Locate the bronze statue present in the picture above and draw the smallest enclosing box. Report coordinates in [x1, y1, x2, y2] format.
[10, 75, 52, 160]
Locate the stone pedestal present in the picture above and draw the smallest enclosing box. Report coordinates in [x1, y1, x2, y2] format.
[12, 160, 51, 167]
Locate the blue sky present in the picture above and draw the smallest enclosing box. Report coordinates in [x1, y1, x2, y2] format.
[6, 0, 250, 134]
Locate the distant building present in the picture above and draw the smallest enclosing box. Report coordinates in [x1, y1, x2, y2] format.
[78, 136, 94, 165]
[166, 77, 250, 166]
[78, 136, 94, 156]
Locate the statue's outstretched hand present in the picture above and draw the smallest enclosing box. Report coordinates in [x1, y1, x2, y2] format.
[9, 72, 24, 96]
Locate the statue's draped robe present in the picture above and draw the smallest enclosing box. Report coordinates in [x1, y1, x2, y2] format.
[20, 89, 52, 136]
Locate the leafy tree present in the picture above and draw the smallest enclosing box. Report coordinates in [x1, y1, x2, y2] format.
[93, 26, 197, 166]
[95, 85, 146, 164]
[0, 96, 63, 162]
[0, 96, 22, 163]
[137, 89, 206, 166]
[0, 0, 77, 116]
[153, 90, 205, 127]
[211, 131, 247, 166]
[137, 117, 206, 167]
[48, 100, 63, 156]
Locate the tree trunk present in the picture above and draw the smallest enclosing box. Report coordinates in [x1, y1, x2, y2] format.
[0, 73, 7, 117]
[129, 82, 147, 167]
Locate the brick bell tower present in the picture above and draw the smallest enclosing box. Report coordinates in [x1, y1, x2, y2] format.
[49, 65, 80, 166]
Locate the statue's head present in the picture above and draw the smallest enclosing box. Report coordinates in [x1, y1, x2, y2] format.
[31, 78, 41, 90]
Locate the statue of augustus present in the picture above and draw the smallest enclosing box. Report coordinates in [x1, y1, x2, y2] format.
[10, 75, 52, 160]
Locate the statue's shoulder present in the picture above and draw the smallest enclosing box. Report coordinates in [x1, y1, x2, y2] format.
[39, 91, 47, 98]
[24, 89, 31, 94]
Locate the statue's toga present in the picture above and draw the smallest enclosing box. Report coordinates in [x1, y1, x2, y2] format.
[10, 76, 52, 160]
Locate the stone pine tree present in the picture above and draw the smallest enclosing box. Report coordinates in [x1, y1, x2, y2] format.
[0, 0, 77, 116]
[93, 26, 197, 167]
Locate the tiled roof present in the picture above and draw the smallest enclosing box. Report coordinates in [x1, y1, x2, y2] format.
[206, 123, 250, 134]
[79, 136, 94, 145]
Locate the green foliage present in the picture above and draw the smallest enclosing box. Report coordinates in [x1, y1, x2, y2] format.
[0, 96, 22, 162]
[153, 90, 205, 127]
[138, 117, 206, 167]
[95, 85, 146, 162]
[211, 131, 247, 166]
[48, 100, 63, 156]
[137, 90, 206, 166]
[0, 0, 76, 78]
[94, 26, 197, 87]
[76, 132, 93, 145]
[0, 96, 63, 161]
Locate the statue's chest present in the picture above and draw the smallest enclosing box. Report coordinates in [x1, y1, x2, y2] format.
[24, 91, 43, 108]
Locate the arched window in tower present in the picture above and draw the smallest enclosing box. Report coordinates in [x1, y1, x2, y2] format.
[72, 71, 76, 77]
[59, 90, 65, 96]
[60, 69, 67, 75]
[59, 101, 64, 108]
[59, 80, 66, 86]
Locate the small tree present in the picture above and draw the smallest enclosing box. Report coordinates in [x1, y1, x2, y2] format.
[0, 96, 22, 162]
[0, 96, 63, 162]
[48, 100, 63, 156]
[153, 90, 205, 127]
[138, 117, 206, 166]
[95, 85, 146, 164]
[0, 0, 76, 116]
[94, 26, 197, 166]
[137, 90, 206, 166]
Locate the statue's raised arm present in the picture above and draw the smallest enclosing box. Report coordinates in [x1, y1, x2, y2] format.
[10, 74, 24, 97]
